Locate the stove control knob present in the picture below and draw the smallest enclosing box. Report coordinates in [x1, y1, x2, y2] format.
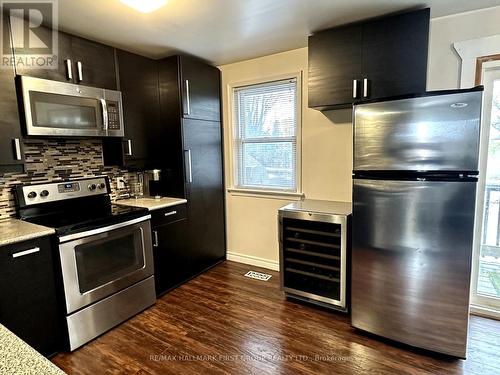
[40, 190, 49, 197]
[27, 191, 37, 199]
[97, 183, 106, 190]
[88, 184, 97, 191]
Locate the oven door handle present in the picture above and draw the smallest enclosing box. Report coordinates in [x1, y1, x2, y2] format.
[59, 215, 151, 243]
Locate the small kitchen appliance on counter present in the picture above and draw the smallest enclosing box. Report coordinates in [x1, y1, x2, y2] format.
[16, 176, 156, 351]
[278, 199, 351, 312]
[141, 169, 162, 199]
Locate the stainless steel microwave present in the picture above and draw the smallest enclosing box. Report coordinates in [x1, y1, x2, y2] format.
[17, 75, 124, 137]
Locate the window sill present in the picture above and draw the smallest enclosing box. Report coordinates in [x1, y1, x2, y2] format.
[227, 188, 305, 200]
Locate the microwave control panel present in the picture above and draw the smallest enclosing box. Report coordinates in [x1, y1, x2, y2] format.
[107, 101, 121, 130]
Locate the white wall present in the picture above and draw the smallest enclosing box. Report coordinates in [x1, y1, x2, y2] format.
[220, 6, 500, 270]
[427, 7, 500, 90]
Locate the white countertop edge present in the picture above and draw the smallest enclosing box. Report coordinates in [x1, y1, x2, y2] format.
[0, 229, 56, 247]
[114, 197, 187, 212]
[0, 219, 56, 247]
[146, 199, 187, 211]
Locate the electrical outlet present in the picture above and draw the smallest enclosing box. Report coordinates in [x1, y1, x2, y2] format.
[116, 177, 125, 189]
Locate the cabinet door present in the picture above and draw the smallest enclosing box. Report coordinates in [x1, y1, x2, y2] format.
[71, 36, 117, 90]
[308, 24, 362, 109]
[11, 23, 72, 82]
[103, 50, 159, 168]
[0, 237, 61, 356]
[152, 219, 190, 296]
[361, 8, 429, 100]
[0, 15, 24, 171]
[180, 56, 221, 122]
[183, 118, 226, 273]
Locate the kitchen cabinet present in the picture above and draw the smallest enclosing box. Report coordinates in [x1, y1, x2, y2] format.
[11, 20, 117, 89]
[0, 15, 24, 172]
[183, 118, 226, 272]
[158, 55, 226, 280]
[151, 205, 190, 296]
[361, 9, 429, 100]
[180, 56, 221, 121]
[308, 24, 362, 109]
[70, 36, 117, 90]
[103, 50, 160, 169]
[0, 236, 62, 357]
[11, 26, 73, 83]
[308, 8, 429, 110]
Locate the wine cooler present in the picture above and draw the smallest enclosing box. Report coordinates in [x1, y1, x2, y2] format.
[278, 200, 351, 312]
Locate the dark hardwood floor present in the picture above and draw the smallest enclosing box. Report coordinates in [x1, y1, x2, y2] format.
[52, 261, 500, 374]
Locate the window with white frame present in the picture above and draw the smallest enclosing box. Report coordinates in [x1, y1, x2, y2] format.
[232, 77, 300, 192]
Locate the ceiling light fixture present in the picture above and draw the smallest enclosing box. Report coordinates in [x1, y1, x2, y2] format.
[120, 0, 167, 13]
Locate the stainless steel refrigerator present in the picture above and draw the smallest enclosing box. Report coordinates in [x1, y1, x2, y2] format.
[351, 87, 483, 358]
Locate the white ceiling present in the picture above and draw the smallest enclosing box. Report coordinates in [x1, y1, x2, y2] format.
[58, 0, 500, 65]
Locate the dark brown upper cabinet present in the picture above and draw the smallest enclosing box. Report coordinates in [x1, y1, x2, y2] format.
[70, 37, 117, 90]
[180, 56, 221, 122]
[11, 19, 117, 89]
[103, 50, 160, 169]
[308, 8, 430, 110]
[0, 14, 24, 172]
[361, 9, 429, 100]
[308, 24, 362, 109]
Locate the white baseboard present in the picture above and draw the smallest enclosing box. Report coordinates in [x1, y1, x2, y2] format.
[226, 251, 280, 271]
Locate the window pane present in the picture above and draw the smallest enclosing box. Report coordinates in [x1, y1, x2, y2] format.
[233, 78, 298, 191]
[236, 79, 296, 139]
[240, 142, 295, 189]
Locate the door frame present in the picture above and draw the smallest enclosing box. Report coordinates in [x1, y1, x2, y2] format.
[470, 60, 500, 318]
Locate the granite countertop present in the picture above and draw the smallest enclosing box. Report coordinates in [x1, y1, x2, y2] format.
[0, 324, 66, 375]
[115, 197, 187, 211]
[0, 219, 55, 247]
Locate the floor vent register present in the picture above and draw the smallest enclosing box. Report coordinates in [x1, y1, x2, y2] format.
[244, 271, 272, 281]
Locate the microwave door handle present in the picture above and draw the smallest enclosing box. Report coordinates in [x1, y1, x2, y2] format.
[100, 99, 108, 133]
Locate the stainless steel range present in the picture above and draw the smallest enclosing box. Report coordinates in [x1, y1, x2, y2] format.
[16, 177, 156, 351]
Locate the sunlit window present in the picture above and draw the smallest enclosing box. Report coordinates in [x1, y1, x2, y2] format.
[232, 78, 299, 192]
[478, 76, 500, 299]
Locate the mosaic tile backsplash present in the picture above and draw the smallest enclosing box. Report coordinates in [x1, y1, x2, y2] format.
[0, 139, 136, 220]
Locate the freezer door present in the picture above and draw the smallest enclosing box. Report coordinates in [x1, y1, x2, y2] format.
[351, 178, 476, 358]
[353, 91, 481, 172]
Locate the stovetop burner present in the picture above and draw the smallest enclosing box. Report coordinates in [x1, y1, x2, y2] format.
[25, 203, 148, 236]
[16, 177, 150, 237]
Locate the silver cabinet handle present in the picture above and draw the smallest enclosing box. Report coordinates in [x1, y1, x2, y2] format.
[153, 230, 159, 247]
[65, 59, 73, 80]
[12, 247, 40, 258]
[100, 99, 108, 132]
[125, 139, 132, 156]
[164, 210, 177, 217]
[184, 79, 191, 116]
[352, 79, 358, 99]
[13, 138, 21, 160]
[77, 61, 83, 82]
[363, 78, 369, 98]
[184, 149, 192, 183]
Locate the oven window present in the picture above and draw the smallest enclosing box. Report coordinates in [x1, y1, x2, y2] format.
[74, 227, 145, 293]
[30, 91, 101, 129]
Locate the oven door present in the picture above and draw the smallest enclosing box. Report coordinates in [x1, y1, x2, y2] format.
[58, 216, 154, 314]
